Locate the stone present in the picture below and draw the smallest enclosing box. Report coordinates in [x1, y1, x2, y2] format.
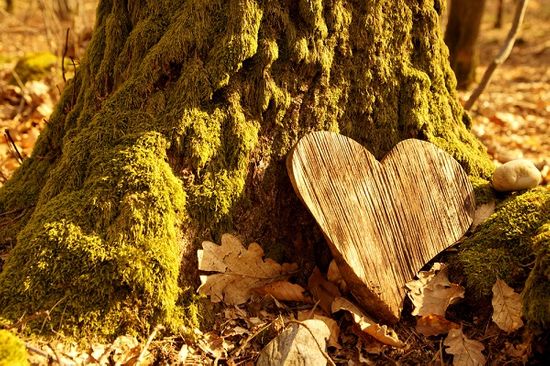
[492, 159, 542, 192]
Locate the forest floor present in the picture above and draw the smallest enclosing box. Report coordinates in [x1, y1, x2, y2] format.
[0, 0, 548, 365]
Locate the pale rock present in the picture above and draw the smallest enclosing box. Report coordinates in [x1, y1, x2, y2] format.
[256, 319, 331, 366]
[492, 159, 542, 192]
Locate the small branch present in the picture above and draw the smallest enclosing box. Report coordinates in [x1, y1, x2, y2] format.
[47, 342, 65, 366]
[25, 344, 51, 359]
[228, 321, 273, 360]
[62, 28, 70, 83]
[10, 311, 49, 331]
[464, 0, 530, 111]
[4, 129, 24, 164]
[137, 324, 164, 364]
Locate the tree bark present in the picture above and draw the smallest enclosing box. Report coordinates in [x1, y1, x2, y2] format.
[0, 0, 493, 338]
[444, 0, 487, 89]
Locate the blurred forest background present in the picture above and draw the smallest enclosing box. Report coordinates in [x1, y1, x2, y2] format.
[0, 0, 548, 185]
[0, 0, 548, 187]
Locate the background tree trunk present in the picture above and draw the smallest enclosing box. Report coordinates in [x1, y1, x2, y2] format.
[444, 0, 487, 89]
[495, 0, 505, 28]
[0, 0, 493, 338]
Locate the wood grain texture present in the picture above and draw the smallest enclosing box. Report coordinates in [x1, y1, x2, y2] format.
[287, 131, 475, 323]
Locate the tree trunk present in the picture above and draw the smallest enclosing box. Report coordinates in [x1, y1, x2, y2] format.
[495, 0, 504, 28]
[0, 0, 493, 338]
[444, 0, 487, 89]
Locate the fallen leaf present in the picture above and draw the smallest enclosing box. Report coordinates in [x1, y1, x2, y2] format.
[178, 344, 188, 364]
[298, 310, 341, 348]
[331, 297, 404, 348]
[111, 335, 141, 365]
[472, 201, 496, 228]
[308, 267, 341, 313]
[327, 260, 348, 292]
[492, 278, 524, 333]
[253, 281, 310, 303]
[405, 263, 464, 317]
[444, 328, 486, 366]
[256, 319, 330, 366]
[197, 331, 230, 360]
[197, 234, 298, 305]
[416, 314, 460, 337]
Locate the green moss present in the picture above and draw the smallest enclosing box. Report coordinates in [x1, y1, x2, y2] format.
[0, 133, 188, 338]
[470, 176, 496, 205]
[455, 187, 550, 326]
[0, 0, 495, 340]
[0, 330, 28, 366]
[523, 223, 550, 328]
[0, 54, 15, 64]
[12, 52, 57, 83]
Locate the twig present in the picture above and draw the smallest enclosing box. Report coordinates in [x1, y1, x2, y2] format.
[137, 324, 164, 364]
[97, 344, 114, 365]
[25, 343, 51, 359]
[4, 129, 24, 164]
[47, 342, 65, 366]
[39, 295, 67, 335]
[464, 0, 530, 110]
[10, 311, 49, 331]
[228, 321, 273, 360]
[306, 299, 321, 319]
[61, 28, 70, 83]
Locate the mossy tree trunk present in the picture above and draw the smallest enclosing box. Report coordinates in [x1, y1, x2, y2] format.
[0, 0, 494, 339]
[444, 0, 487, 89]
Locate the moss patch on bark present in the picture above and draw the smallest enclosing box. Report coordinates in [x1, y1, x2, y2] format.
[455, 187, 550, 327]
[12, 52, 58, 84]
[0, 0, 494, 339]
[0, 330, 28, 366]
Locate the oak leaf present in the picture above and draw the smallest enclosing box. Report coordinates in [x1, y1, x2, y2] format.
[253, 281, 309, 303]
[492, 278, 524, 333]
[197, 234, 298, 305]
[416, 314, 460, 337]
[327, 260, 348, 292]
[331, 297, 404, 348]
[444, 328, 486, 366]
[405, 263, 464, 317]
[297, 310, 341, 348]
[308, 267, 341, 313]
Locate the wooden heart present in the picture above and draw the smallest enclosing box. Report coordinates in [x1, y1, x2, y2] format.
[287, 131, 474, 323]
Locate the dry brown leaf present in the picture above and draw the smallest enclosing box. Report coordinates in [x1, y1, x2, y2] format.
[177, 344, 189, 364]
[405, 263, 464, 317]
[197, 331, 230, 360]
[492, 278, 524, 333]
[308, 266, 341, 313]
[197, 234, 298, 305]
[331, 297, 404, 348]
[111, 335, 141, 366]
[416, 314, 460, 337]
[444, 328, 486, 366]
[253, 280, 309, 303]
[297, 310, 341, 349]
[327, 259, 348, 292]
[472, 201, 496, 228]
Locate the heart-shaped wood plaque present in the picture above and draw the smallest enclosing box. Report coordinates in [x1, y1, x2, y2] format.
[287, 131, 475, 323]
